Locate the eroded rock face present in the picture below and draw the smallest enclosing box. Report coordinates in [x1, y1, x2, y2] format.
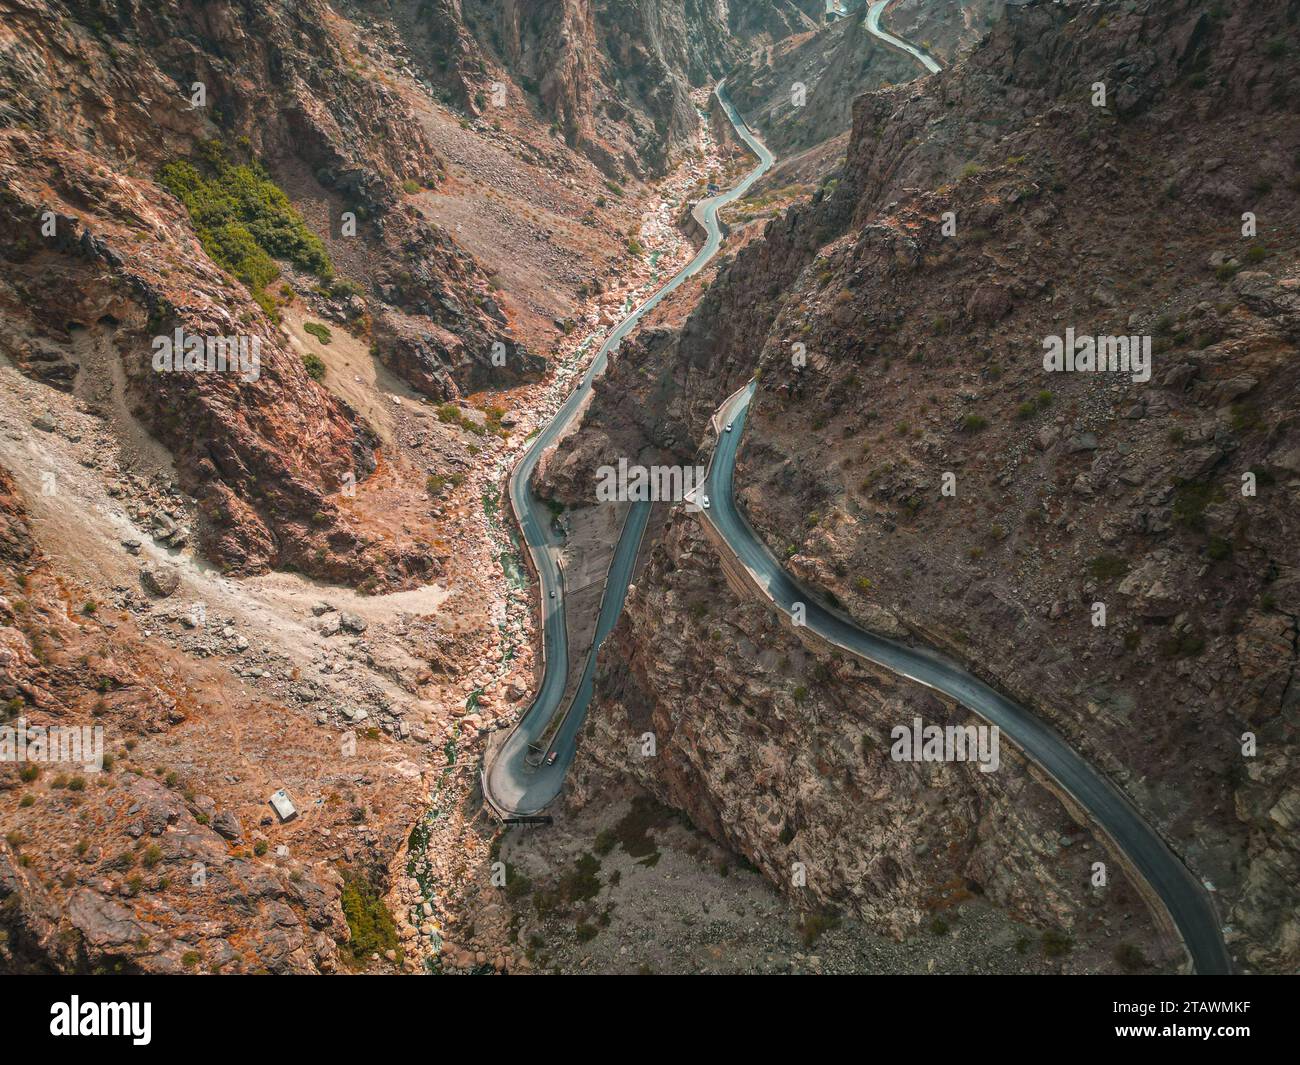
[380, 0, 814, 180]
[0, 0, 545, 580]
[725, 8, 920, 158]
[0, 464, 426, 974]
[558, 0, 1300, 971]
[0, 468, 339, 973]
[569, 516, 1170, 960]
[0, 775, 346, 975]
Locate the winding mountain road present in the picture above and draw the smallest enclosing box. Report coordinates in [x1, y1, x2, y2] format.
[866, 1, 942, 74]
[703, 385, 1230, 975]
[482, 83, 775, 817]
[483, 10, 1231, 977]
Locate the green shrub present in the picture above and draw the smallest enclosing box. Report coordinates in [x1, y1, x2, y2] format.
[1229, 403, 1260, 433]
[303, 321, 333, 344]
[1042, 929, 1073, 957]
[340, 874, 402, 965]
[158, 140, 332, 311]
[1086, 554, 1129, 581]
[1160, 630, 1206, 659]
[798, 909, 841, 947]
[1206, 535, 1233, 561]
[557, 853, 602, 905]
[301, 353, 326, 381]
[1173, 478, 1222, 530]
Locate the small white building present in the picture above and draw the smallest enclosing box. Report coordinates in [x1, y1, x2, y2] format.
[269, 788, 298, 822]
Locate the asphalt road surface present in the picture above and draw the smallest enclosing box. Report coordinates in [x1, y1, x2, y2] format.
[483, 23, 1231, 979]
[702, 384, 1231, 975]
[483, 82, 776, 817]
[866, 0, 942, 73]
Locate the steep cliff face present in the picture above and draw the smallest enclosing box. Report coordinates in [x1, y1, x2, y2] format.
[363, 0, 815, 179]
[725, 8, 920, 159]
[559, 0, 1300, 971]
[884, 0, 1008, 64]
[0, 0, 540, 581]
[566, 515, 1174, 967]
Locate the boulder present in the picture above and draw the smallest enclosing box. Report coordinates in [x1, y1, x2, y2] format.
[140, 565, 181, 598]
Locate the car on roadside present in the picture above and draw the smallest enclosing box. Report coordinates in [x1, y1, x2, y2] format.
[545, 750, 558, 766]
[725, 422, 733, 432]
[701, 494, 711, 509]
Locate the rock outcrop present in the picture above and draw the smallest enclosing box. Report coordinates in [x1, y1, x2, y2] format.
[0, 0, 545, 580]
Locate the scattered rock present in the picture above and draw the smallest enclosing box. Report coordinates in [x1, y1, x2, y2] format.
[140, 565, 181, 598]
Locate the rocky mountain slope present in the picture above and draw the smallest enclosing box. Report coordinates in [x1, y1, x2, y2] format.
[551, 0, 1300, 973]
[0, 0, 533, 583]
[0, 459, 446, 973]
[725, 7, 921, 159]
[356, 0, 817, 179]
[0, 0, 819, 976]
[885, 0, 1008, 64]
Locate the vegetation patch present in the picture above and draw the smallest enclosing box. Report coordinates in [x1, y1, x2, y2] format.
[1172, 477, 1224, 531]
[340, 873, 402, 966]
[301, 353, 326, 381]
[1086, 554, 1129, 581]
[601, 795, 678, 866]
[557, 852, 602, 905]
[303, 321, 333, 344]
[1041, 929, 1074, 958]
[798, 908, 841, 947]
[159, 140, 332, 319]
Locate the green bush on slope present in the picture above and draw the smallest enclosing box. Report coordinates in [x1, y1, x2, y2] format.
[159, 140, 332, 315]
